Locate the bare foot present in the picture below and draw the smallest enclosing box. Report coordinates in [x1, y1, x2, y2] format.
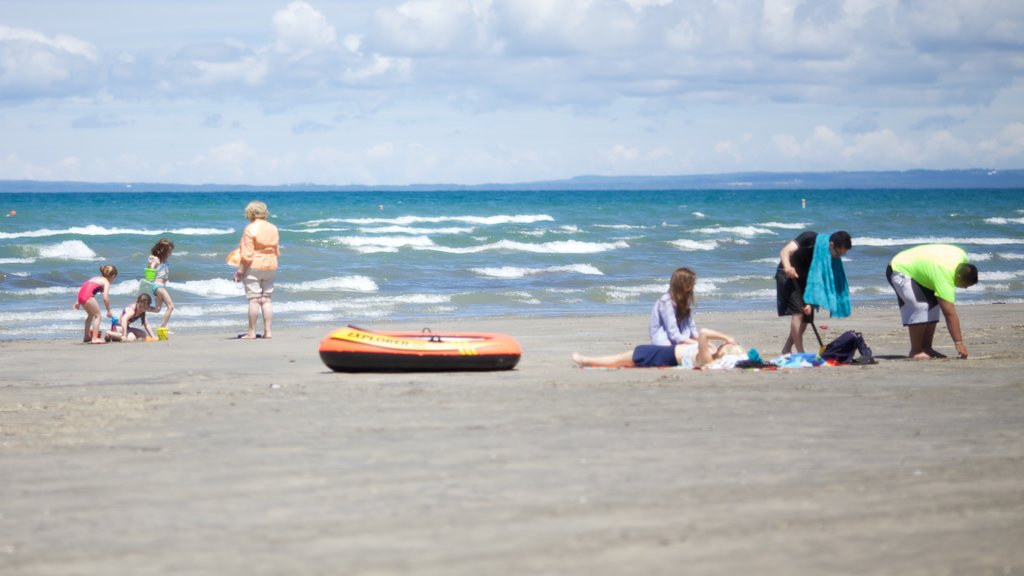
[925, 348, 947, 358]
[571, 353, 585, 367]
[910, 351, 932, 360]
[89, 338, 106, 344]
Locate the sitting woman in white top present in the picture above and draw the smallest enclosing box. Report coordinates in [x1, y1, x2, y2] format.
[649, 267, 699, 346]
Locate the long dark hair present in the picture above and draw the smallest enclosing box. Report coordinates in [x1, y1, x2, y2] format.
[150, 238, 175, 263]
[668, 267, 697, 325]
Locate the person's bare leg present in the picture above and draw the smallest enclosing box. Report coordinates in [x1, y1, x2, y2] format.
[782, 313, 805, 354]
[907, 323, 940, 359]
[241, 298, 259, 339]
[260, 297, 273, 339]
[571, 351, 635, 368]
[156, 289, 174, 329]
[920, 322, 945, 358]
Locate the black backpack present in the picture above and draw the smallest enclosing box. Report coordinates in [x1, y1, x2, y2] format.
[822, 331, 876, 364]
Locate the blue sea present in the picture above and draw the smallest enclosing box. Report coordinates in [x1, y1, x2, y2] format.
[1, 189, 1022, 340]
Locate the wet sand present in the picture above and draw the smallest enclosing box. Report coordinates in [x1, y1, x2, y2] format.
[2, 304, 1023, 575]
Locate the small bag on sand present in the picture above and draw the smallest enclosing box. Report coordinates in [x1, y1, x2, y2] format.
[822, 330, 876, 365]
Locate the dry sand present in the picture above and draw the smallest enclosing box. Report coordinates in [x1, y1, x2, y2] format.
[2, 304, 1023, 575]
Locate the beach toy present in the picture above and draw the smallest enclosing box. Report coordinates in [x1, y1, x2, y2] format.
[144, 267, 157, 281]
[319, 326, 521, 372]
[226, 248, 241, 267]
[111, 316, 120, 331]
[157, 327, 169, 341]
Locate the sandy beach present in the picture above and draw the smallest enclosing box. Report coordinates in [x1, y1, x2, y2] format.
[2, 304, 1023, 575]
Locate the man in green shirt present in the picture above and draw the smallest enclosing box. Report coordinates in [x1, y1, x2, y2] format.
[886, 244, 979, 359]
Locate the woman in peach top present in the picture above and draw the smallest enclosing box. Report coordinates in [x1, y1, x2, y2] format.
[233, 200, 280, 339]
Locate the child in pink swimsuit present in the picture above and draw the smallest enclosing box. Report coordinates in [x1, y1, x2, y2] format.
[73, 265, 118, 343]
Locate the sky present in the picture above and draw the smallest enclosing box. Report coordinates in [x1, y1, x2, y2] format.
[1, 0, 1023, 186]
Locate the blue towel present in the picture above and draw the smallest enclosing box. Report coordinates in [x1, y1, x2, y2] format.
[803, 233, 851, 318]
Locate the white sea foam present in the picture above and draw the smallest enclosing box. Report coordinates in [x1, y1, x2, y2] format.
[603, 280, 718, 301]
[857, 236, 1024, 246]
[0, 225, 234, 240]
[303, 214, 554, 227]
[692, 212, 705, 218]
[471, 264, 604, 279]
[704, 274, 772, 283]
[2, 286, 72, 297]
[171, 278, 245, 298]
[734, 288, 778, 299]
[331, 235, 436, 253]
[984, 217, 1024, 225]
[998, 252, 1024, 260]
[424, 239, 629, 255]
[278, 276, 379, 292]
[692, 226, 777, 237]
[980, 271, 1023, 281]
[0, 257, 35, 264]
[968, 252, 993, 262]
[670, 239, 719, 251]
[33, 240, 98, 261]
[594, 224, 653, 230]
[359, 225, 475, 235]
[760, 222, 810, 230]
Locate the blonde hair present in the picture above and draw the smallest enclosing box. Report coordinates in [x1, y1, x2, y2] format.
[245, 201, 269, 220]
[100, 265, 118, 280]
[715, 343, 746, 359]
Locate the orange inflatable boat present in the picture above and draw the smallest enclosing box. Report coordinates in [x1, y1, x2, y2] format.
[319, 326, 522, 372]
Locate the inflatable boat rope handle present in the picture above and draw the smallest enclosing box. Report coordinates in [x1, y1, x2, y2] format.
[421, 327, 442, 342]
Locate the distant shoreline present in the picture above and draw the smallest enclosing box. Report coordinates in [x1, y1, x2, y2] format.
[1, 168, 1023, 193]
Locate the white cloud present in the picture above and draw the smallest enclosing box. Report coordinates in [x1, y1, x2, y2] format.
[0, 1, 1022, 185]
[273, 1, 337, 54]
[0, 25, 100, 96]
[372, 0, 483, 53]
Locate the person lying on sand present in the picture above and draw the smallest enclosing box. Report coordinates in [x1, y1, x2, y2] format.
[572, 328, 743, 369]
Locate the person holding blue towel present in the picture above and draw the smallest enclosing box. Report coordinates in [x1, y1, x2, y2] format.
[776, 230, 852, 354]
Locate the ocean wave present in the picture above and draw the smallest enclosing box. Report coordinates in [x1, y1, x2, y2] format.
[330, 235, 436, 253]
[670, 239, 719, 251]
[594, 224, 655, 230]
[857, 236, 1024, 246]
[424, 239, 629, 255]
[278, 276, 379, 292]
[1, 286, 73, 297]
[760, 222, 810, 230]
[692, 226, 777, 237]
[302, 214, 554, 227]
[0, 257, 35, 264]
[171, 278, 244, 298]
[471, 264, 604, 279]
[0, 224, 234, 239]
[32, 240, 98, 261]
[998, 252, 1024, 260]
[984, 217, 1024, 225]
[359, 225, 476, 235]
[603, 280, 719, 301]
[980, 271, 1024, 281]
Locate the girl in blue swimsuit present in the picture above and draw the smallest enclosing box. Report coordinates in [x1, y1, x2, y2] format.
[141, 239, 175, 336]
